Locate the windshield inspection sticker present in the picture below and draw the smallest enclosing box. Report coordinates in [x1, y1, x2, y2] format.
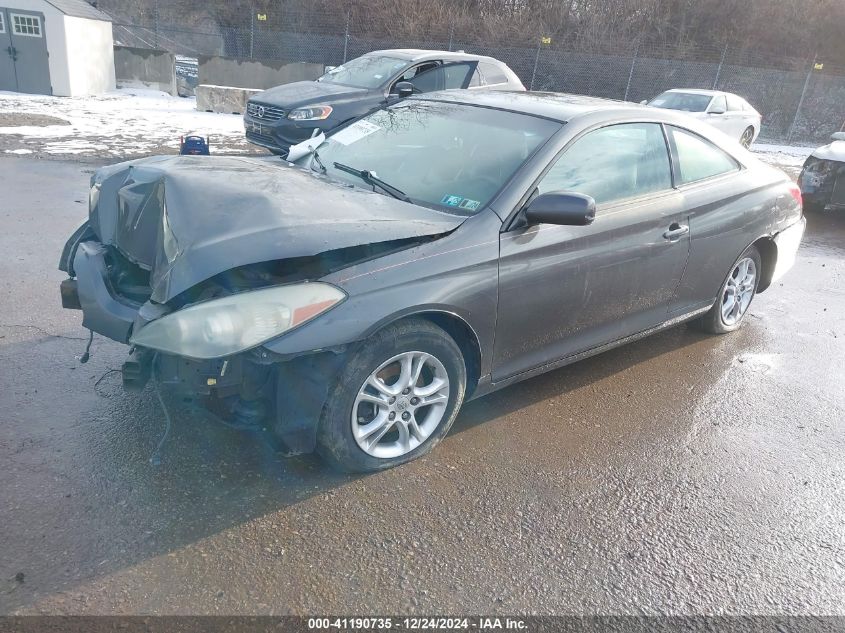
[332, 120, 381, 146]
[441, 195, 481, 210]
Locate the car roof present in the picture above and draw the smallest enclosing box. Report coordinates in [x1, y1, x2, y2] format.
[663, 88, 722, 96]
[411, 90, 650, 123]
[366, 48, 508, 65]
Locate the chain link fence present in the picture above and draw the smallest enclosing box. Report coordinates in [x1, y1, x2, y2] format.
[112, 14, 845, 145]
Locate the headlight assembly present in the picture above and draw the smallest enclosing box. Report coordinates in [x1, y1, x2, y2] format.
[288, 105, 333, 121]
[130, 282, 346, 359]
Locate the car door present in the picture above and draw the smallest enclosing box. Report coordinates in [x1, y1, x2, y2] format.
[724, 94, 753, 138]
[704, 94, 733, 136]
[493, 122, 690, 381]
[664, 125, 749, 314]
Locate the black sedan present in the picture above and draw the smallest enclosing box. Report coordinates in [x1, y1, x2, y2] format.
[59, 91, 805, 472]
[243, 49, 524, 155]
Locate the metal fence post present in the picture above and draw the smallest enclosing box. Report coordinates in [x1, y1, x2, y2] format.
[153, 0, 159, 49]
[712, 43, 728, 89]
[343, 11, 350, 63]
[448, 23, 454, 52]
[249, 10, 254, 59]
[530, 41, 541, 90]
[624, 44, 639, 101]
[788, 54, 817, 143]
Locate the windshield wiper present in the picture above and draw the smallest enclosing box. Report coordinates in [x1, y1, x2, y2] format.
[332, 162, 411, 202]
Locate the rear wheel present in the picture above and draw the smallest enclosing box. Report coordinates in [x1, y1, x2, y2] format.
[317, 318, 466, 472]
[697, 245, 762, 334]
[740, 126, 755, 148]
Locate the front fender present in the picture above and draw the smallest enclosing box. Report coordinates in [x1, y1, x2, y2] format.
[261, 211, 502, 377]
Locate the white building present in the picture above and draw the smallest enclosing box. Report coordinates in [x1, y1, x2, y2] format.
[0, 0, 115, 96]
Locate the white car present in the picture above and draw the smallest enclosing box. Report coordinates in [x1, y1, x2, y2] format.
[646, 89, 762, 148]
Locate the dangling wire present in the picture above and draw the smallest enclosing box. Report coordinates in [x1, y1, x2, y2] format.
[80, 330, 94, 364]
[149, 353, 172, 466]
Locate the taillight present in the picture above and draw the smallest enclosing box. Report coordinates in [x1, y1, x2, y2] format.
[787, 182, 803, 208]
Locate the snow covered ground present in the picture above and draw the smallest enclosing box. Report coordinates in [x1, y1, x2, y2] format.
[0, 88, 817, 171]
[0, 88, 259, 159]
[752, 142, 814, 172]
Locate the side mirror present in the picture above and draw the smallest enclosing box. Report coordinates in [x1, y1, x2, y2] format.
[830, 132, 845, 142]
[524, 191, 596, 226]
[394, 81, 415, 98]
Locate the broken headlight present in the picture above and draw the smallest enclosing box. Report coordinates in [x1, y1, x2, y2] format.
[130, 282, 346, 359]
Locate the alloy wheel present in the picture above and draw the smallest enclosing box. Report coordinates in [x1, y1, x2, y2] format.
[721, 257, 757, 326]
[740, 127, 754, 148]
[351, 351, 450, 458]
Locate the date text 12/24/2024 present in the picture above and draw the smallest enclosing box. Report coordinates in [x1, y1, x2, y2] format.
[307, 618, 528, 630]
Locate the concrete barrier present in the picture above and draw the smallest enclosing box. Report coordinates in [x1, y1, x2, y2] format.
[198, 55, 323, 91]
[113, 46, 177, 96]
[195, 84, 262, 115]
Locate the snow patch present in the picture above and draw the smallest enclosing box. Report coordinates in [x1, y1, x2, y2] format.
[0, 88, 252, 158]
[752, 143, 814, 168]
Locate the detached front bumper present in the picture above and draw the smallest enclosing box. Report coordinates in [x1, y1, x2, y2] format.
[60, 241, 340, 455]
[64, 241, 139, 343]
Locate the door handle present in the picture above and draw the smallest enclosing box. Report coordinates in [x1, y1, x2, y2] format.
[663, 223, 689, 240]
[7, 46, 17, 62]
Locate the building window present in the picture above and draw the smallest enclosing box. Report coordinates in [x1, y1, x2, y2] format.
[0, 13, 6, 34]
[11, 14, 42, 37]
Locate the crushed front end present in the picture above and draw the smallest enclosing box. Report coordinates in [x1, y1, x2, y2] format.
[58, 156, 461, 456]
[799, 155, 845, 212]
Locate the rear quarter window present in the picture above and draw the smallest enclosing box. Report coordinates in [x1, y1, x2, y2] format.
[669, 126, 740, 184]
[479, 62, 508, 85]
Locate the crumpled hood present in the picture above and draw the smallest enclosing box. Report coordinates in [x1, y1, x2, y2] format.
[89, 155, 464, 303]
[252, 80, 370, 108]
[811, 140, 845, 162]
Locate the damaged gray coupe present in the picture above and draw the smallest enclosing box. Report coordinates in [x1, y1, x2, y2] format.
[60, 91, 805, 472]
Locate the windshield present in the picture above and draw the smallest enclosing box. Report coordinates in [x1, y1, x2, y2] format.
[317, 55, 408, 89]
[310, 100, 560, 212]
[649, 91, 712, 112]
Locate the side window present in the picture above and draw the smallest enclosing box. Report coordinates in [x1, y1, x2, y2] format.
[479, 62, 508, 85]
[669, 126, 740, 184]
[468, 69, 482, 87]
[709, 95, 727, 112]
[392, 62, 439, 92]
[409, 62, 474, 93]
[726, 95, 744, 111]
[537, 123, 672, 205]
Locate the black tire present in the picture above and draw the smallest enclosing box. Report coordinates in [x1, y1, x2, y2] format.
[316, 318, 467, 473]
[697, 245, 762, 334]
[740, 126, 755, 148]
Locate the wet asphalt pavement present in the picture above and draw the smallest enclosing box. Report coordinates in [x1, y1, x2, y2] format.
[0, 156, 843, 615]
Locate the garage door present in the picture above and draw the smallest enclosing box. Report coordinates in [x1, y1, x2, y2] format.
[0, 7, 51, 94]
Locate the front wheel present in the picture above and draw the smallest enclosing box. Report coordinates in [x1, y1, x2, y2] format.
[317, 318, 467, 472]
[697, 245, 762, 334]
